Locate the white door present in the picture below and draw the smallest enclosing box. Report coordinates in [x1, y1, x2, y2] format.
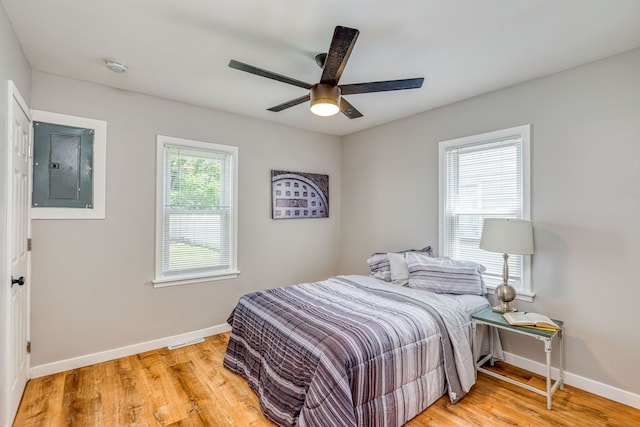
[5, 81, 31, 425]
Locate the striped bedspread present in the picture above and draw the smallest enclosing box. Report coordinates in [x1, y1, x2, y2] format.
[223, 275, 485, 427]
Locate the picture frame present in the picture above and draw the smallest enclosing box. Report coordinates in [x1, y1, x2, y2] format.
[271, 170, 329, 219]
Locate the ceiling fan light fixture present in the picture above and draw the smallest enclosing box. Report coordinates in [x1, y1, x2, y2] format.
[310, 84, 341, 116]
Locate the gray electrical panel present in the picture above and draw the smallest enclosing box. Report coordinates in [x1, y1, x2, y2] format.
[32, 121, 94, 208]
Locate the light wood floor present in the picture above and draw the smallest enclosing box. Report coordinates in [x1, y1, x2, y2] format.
[14, 333, 639, 426]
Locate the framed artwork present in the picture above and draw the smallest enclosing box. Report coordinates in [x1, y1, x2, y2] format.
[271, 170, 329, 219]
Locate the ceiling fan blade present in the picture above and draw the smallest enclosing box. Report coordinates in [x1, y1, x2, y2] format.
[340, 97, 363, 119]
[340, 78, 424, 95]
[229, 59, 313, 90]
[267, 94, 311, 112]
[320, 26, 359, 85]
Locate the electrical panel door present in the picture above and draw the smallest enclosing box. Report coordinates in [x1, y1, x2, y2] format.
[32, 121, 94, 208]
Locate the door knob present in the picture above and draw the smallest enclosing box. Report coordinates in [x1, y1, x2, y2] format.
[11, 276, 25, 287]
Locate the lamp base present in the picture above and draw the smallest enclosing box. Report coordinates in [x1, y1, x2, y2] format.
[492, 305, 518, 313]
[493, 280, 518, 314]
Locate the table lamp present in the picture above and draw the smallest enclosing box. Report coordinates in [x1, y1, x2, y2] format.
[479, 218, 534, 313]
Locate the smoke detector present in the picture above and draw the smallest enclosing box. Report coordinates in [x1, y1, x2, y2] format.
[104, 59, 128, 73]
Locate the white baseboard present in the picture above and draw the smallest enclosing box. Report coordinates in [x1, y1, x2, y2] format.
[503, 351, 640, 410]
[30, 323, 232, 379]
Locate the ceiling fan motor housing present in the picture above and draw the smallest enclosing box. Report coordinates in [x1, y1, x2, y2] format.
[310, 84, 341, 116]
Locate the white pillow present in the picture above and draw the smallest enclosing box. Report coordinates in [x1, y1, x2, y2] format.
[388, 252, 409, 286]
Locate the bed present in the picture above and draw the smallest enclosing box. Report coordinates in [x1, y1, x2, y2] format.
[223, 269, 501, 427]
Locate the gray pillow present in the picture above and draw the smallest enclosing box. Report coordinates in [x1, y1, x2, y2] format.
[406, 253, 486, 295]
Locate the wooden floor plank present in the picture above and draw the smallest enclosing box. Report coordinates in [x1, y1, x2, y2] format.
[60, 367, 106, 426]
[11, 372, 66, 426]
[13, 333, 640, 426]
[133, 355, 189, 425]
[100, 372, 148, 427]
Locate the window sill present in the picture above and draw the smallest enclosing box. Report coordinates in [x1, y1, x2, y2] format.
[485, 284, 535, 303]
[153, 270, 240, 288]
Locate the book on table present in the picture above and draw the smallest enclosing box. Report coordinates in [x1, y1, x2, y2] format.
[502, 312, 560, 330]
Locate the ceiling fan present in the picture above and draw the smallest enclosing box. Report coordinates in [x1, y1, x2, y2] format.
[228, 25, 424, 119]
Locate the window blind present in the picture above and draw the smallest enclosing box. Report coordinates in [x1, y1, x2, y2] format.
[443, 136, 525, 287]
[162, 144, 232, 275]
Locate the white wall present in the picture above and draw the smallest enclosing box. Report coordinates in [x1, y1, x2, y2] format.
[0, 3, 31, 424]
[341, 48, 640, 396]
[29, 72, 341, 366]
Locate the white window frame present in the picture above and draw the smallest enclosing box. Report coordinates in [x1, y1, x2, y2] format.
[438, 124, 533, 301]
[153, 135, 239, 288]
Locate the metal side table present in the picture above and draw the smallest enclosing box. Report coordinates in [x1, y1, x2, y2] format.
[471, 306, 565, 410]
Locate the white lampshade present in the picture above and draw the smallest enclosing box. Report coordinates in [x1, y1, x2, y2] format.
[480, 218, 534, 255]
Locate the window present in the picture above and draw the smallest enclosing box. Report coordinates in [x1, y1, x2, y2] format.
[439, 125, 532, 299]
[154, 135, 238, 287]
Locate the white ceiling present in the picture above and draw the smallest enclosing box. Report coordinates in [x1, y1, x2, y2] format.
[3, 0, 640, 136]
